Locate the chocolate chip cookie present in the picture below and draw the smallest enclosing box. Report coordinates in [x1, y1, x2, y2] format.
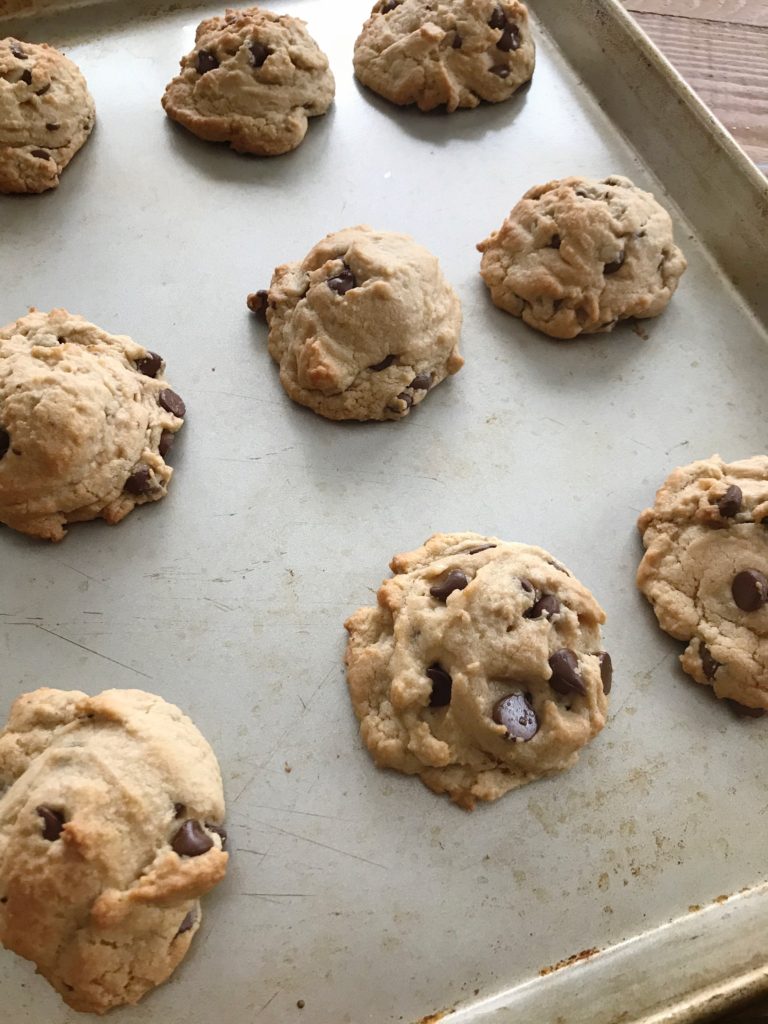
[477, 175, 687, 339]
[249, 225, 463, 421]
[345, 532, 611, 808]
[0, 309, 186, 541]
[638, 455, 768, 713]
[353, 0, 535, 112]
[161, 6, 335, 156]
[0, 687, 228, 1013]
[0, 37, 95, 194]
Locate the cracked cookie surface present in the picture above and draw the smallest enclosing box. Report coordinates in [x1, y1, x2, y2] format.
[638, 455, 768, 712]
[252, 225, 463, 421]
[345, 532, 610, 808]
[0, 687, 228, 1014]
[477, 175, 687, 339]
[161, 6, 334, 156]
[0, 37, 94, 193]
[353, 0, 535, 112]
[0, 309, 186, 541]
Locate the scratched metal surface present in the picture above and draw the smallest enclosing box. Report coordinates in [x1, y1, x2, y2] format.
[0, 1, 767, 1022]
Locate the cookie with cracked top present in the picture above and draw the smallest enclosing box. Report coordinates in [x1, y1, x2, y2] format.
[353, 0, 535, 112]
[477, 175, 687, 339]
[0, 688, 228, 1013]
[638, 455, 768, 713]
[345, 532, 610, 809]
[161, 6, 334, 156]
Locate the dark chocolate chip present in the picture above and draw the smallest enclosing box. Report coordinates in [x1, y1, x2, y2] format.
[45, 122, 60, 131]
[726, 700, 766, 719]
[36, 83, 51, 96]
[159, 430, 175, 458]
[732, 569, 768, 612]
[452, 33, 463, 48]
[410, 372, 432, 390]
[369, 354, 396, 371]
[598, 652, 613, 694]
[247, 290, 269, 320]
[426, 664, 452, 707]
[549, 234, 562, 249]
[10, 43, 27, 60]
[604, 251, 625, 275]
[548, 649, 586, 696]
[327, 267, 357, 295]
[249, 41, 271, 67]
[36, 805, 64, 841]
[396, 391, 413, 409]
[0, 429, 9, 459]
[717, 484, 742, 518]
[171, 820, 214, 857]
[381, 0, 401, 11]
[205, 823, 227, 849]
[177, 910, 196, 935]
[196, 49, 219, 75]
[430, 569, 469, 602]
[20, 69, 32, 85]
[700, 645, 720, 681]
[489, 64, 510, 78]
[520, 578, 534, 593]
[124, 465, 151, 494]
[136, 351, 163, 378]
[524, 594, 560, 620]
[497, 22, 520, 52]
[488, 5, 506, 29]
[174, 802, 186, 818]
[30, 149, 51, 160]
[468, 543, 497, 555]
[158, 389, 186, 418]
[492, 693, 538, 740]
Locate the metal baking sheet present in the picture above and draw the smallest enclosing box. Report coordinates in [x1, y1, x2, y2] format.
[1, 1, 767, 1021]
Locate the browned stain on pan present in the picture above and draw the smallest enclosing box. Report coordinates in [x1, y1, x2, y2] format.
[539, 947, 600, 976]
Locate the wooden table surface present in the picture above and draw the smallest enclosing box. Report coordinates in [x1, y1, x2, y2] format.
[620, 0, 768, 174]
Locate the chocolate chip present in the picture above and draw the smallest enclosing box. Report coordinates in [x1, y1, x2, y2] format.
[249, 41, 271, 67]
[549, 234, 562, 249]
[604, 251, 625, 275]
[196, 49, 219, 74]
[0, 429, 9, 459]
[136, 351, 163, 378]
[10, 43, 27, 60]
[30, 149, 51, 160]
[20, 69, 32, 85]
[159, 430, 175, 457]
[732, 569, 768, 612]
[598, 652, 612, 694]
[492, 693, 538, 741]
[410, 372, 432, 390]
[452, 33, 463, 48]
[430, 569, 469, 602]
[700, 645, 720, 680]
[489, 5, 506, 29]
[174, 802, 186, 818]
[548, 649, 586, 696]
[124, 465, 151, 494]
[45, 122, 60, 131]
[490, 64, 510, 78]
[396, 391, 413, 409]
[177, 910, 196, 935]
[726, 700, 766, 719]
[717, 484, 742, 518]
[172, 820, 214, 857]
[426, 664, 452, 707]
[381, 0, 401, 11]
[36, 806, 64, 841]
[497, 23, 520, 52]
[327, 267, 357, 295]
[369, 354, 396, 371]
[520, 578, 534, 593]
[158, 389, 186, 418]
[468, 543, 496, 555]
[247, 290, 269, 320]
[36, 83, 51, 96]
[524, 594, 560, 620]
[205, 823, 227, 849]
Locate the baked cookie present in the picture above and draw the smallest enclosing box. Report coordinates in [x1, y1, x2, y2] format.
[0, 309, 186, 542]
[638, 455, 768, 713]
[0, 688, 228, 1014]
[0, 37, 95, 194]
[345, 532, 611, 808]
[249, 225, 463, 421]
[161, 6, 335, 156]
[353, 0, 535, 112]
[477, 175, 687, 339]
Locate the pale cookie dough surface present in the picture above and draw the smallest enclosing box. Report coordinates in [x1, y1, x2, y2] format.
[161, 6, 335, 156]
[345, 532, 611, 809]
[0, 688, 228, 1014]
[0, 37, 94, 194]
[353, 0, 535, 112]
[638, 455, 768, 712]
[477, 175, 687, 339]
[0, 309, 186, 542]
[252, 225, 463, 421]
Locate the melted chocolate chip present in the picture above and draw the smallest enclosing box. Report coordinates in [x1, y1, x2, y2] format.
[549, 234, 562, 249]
[492, 693, 538, 741]
[717, 484, 742, 518]
[410, 372, 432, 390]
[46, 122, 60, 131]
[205, 823, 227, 849]
[20, 69, 32, 85]
[158, 389, 186, 418]
[604, 251, 625, 275]
[249, 41, 271, 67]
[396, 391, 413, 409]
[468, 543, 497, 555]
[174, 802, 186, 818]
[598, 652, 612, 694]
[30, 149, 51, 160]
[726, 700, 766, 719]
[426, 664, 452, 707]
[124, 465, 151, 494]
[36, 83, 51, 96]
[430, 569, 469, 602]
[700, 645, 720, 681]
[172, 820, 213, 857]
[327, 267, 357, 295]
[548, 649, 586, 696]
[177, 910, 196, 935]
[159, 430, 175, 458]
[10, 43, 27, 60]
[489, 64, 510, 78]
[489, 5, 506, 29]
[524, 594, 560, 620]
[36, 806, 64, 841]
[247, 290, 269, 320]
[196, 49, 219, 75]
[136, 351, 163, 378]
[520, 578, 534, 593]
[369, 354, 396, 371]
[497, 23, 520, 52]
[452, 33, 463, 48]
[732, 569, 768, 612]
[381, 0, 401, 11]
[0, 429, 9, 459]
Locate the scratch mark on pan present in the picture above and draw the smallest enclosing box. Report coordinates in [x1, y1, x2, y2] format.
[255, 819, 387, 870]
[256, 991, 279, 1016]
[54, 560, 99, 582]
[30, 624, 152, 680]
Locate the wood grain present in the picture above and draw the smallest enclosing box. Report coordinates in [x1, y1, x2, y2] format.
[625, 0, 768, 27]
